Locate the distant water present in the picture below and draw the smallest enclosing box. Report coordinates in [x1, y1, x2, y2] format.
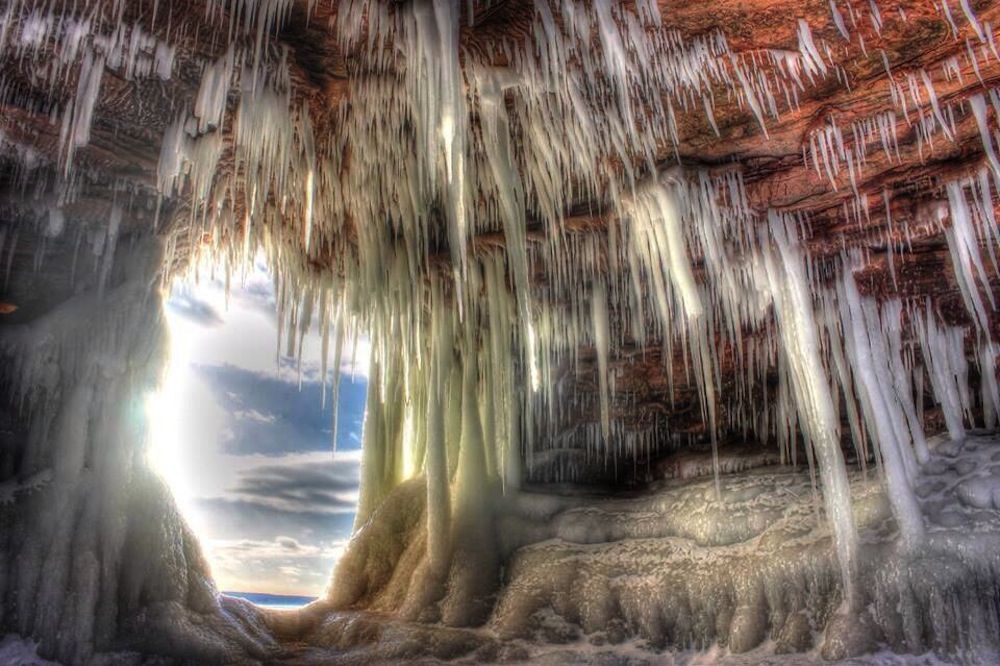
[224, 591, 317, 610]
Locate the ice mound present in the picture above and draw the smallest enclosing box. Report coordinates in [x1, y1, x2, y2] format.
[305, 436, 1000, 664]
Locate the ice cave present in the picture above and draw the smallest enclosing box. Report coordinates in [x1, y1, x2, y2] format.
[5, 0, 1000, 664]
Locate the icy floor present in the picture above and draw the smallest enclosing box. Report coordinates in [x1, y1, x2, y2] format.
[281, 614, 971, 665]
[917, 433, 1000, 526]
[287, 434, 1000, 665]
[509, 641, 965, 665]
[12, 437, 1000, 665]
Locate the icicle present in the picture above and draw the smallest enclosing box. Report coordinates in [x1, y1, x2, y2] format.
[97, 204, 122, 298]
[944, 179, 993, 334]
[980, 342, 1000, 429]
[425, 282, 452, 577]
[591, 280, 611, 441]
[959, 0, 986, 41]
[61, 49, 105, 174]
[920, 70, 955, 142]
[798, 20, 828, 79]
[915, 306, 968, 442]
[838, 274, 925, 548]
[970, 94, 1000, 191]
[194, 45, 234, 133]
[761, 213, 860, 608]
[829, 0, 850, 40]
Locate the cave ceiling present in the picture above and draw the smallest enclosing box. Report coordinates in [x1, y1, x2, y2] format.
[2, 0, 1000, 470]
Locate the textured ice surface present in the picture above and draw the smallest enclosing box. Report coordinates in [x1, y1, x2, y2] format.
[311, 435, 1000, 664]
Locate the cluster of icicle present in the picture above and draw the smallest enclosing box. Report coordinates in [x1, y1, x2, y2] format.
[0, 0, 177, 175]
[6, 0, 1000, 624]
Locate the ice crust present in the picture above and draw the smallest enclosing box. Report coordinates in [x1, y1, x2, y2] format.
[313, 435, 1000, 664]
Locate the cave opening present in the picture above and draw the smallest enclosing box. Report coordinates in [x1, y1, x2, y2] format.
[145, 254, 370, 608]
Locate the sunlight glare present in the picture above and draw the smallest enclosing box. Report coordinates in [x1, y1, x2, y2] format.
[145, 296, 201, 532]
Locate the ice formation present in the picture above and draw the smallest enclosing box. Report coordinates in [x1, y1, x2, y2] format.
[2, 0, 1000, 663]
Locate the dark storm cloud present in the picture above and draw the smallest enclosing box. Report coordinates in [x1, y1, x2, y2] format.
[230, 458, 361, 513]
[167, 293, 224, 326]
[192, 363, 367, 455]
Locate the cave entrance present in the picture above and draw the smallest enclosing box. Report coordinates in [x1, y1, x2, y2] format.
[145, 255, 369, 609]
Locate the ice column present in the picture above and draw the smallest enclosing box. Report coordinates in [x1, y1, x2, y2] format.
[591, 280, 612, 440]
[837, 276, 925, 549]
[761, 213, 859, 608]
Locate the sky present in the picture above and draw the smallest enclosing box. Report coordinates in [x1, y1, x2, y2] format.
[146, 256, 369, 597]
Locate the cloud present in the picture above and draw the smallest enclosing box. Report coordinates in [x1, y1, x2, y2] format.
[192, 363, 367, 456]
[173, 255, 277, 315]
[195, 496, 356, 544]
[211, 536, 339, 559]
[167, 293, 224, 326]
[206, 537, 347, 595]
[228, 458, 361, 514]
[192, 453, 360, 545]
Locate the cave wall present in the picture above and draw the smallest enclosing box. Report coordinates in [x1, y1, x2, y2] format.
[0, 211, 277, 662]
